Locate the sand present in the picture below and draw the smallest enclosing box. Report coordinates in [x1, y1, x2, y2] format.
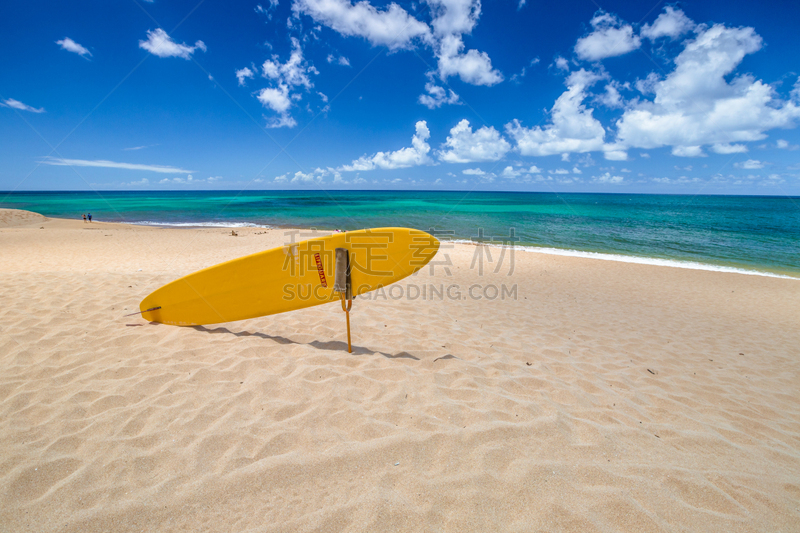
[1, 209, 799, 532]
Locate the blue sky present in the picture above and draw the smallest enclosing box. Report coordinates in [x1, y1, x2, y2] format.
[1, 0, 800, 194]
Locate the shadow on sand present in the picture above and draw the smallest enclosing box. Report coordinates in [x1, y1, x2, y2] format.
[189, 325, 421, 360]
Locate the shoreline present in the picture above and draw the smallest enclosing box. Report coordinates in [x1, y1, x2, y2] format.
[6, 208, 797, 280]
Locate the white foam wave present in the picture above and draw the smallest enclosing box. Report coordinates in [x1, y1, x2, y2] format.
[131, 221, 271, 228]
[448, 239, 798, 280]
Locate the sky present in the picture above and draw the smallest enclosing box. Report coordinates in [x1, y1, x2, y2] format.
[2, 0, 800, 194]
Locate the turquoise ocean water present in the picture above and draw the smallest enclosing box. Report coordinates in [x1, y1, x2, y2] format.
[2, 191, 798, 278]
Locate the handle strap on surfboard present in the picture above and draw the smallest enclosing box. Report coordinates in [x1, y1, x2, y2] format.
[334, 248, 353, 353]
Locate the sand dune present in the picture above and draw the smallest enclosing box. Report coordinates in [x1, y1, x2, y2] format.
[0, 208, 48, 228]
[1, 211, 799, 532]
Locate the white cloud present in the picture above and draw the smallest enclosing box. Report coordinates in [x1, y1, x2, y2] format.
[438, 119, 511, 163]
[435, 35, 502, 86]
[139, 28, 206, 59]
[572, 166, 582, 174]
[256, 0, 280, 18]
[261, 38, 315, 89]
[594, 172, 624, 184]
[602, 150, 626, 161]
[501, 166, 523, 178]
[258, 86, 293, 113]
[506, 69, 607, 157]
[776, 139, 799, 150]
[159, 174, 226, 186]
[672, 146, 705, 157]
[550, 168, 569, 175]
[291, 168, 328, 182]
[236, 67, 254, 86]
[295, 0, 502, 90]
[736, 159, 764, 169]
[255, 38, 318, 128]
[419, 79, 460, 108]
[124, 144, 158, 151]
[56, 37, 91, 58]
[554, 56, 569, 71]
[597, 81, 624, 108]
[40, 156, 193, 173]
[340, 121, 433, 170]
[528, 165, 542, 173]
[653, 176, 700, 185]
[1, 98, 45, 113]
[641, 7, 695, 41]
[575, 11, 640, 61]
[327, 54, 350, 66]
[510, 57, 539, 82]
[711, 143, 748, 154]
[615, 25, 800, 156]
[462, 168, 485, 175]
[291, 0, 431, 50]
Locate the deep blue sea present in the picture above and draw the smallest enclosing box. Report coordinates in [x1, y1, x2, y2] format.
[2, 191, 798, 278]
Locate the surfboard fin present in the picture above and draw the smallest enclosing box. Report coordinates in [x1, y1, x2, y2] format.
[334, 248, 352, 353]
[124, 306, 161, 317]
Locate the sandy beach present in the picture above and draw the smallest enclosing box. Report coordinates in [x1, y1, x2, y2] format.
[1, 208, 799, 532]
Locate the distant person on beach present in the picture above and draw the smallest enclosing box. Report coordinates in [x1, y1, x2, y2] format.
[88, 213, 92, 222]
[82, 214, 86, 223]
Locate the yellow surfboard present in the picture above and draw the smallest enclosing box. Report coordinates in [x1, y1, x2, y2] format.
[140, 228, 439, 326]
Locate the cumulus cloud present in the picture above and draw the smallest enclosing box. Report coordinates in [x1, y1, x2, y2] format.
[438, 119, 511, 163]
[236, 67, 254, 86]
[295, 0, 502, 91]
[291, 168, 328, 182]
[641, 7, 695, 40]
[614, 24, 800, 156]
[735, 159, 764, 169]
[40, 156, 194, 173]
[56, 37, 91, 58]
[261, 38, 315, 89]
[554, 56, 570, 71]
[139, 29, 206, 59]
[462, 168, 485, 175]
[575, 11, 640, 61]
[501, 166, 524, 178]
[776, 139, 799, 150]
[711, 143, 748, 154]
[257, 86, 295, 127]
[1, 98, 45, 113]
[597, 81, 625, 108]
[340, 121, 433, 170]
[435, 34, 502, 86]
[419, 79, 460, 109]
[593, 172, 624, 184]
[291, 0, 431, 50]
[505, 69, 608, 157]
[255, 38, 318, 127]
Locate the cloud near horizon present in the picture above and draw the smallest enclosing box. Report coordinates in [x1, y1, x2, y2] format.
[39, 157, 194, 174]
[340, 121, 433, 171]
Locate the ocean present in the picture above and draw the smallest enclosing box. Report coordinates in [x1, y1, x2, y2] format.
[2, 190, 798, 278]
